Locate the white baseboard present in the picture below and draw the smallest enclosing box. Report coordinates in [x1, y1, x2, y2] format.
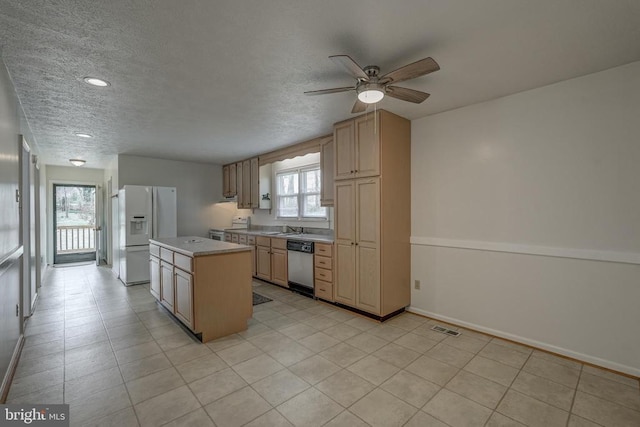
[408, 306, 640, 378]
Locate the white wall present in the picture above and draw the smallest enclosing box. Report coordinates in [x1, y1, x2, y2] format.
[45, 165, 105, 264]
[250, 153, 333, 229]
[118, 155, 221, 237]
[410, 61, 640, 376]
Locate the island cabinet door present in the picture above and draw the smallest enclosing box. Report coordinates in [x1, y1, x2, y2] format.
[174, 268, 194, 330]
[150, 256, 161, 300]
[160, 261, 174, 311]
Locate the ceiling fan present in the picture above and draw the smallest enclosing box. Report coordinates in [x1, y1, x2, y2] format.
[304, 54, 440, 113]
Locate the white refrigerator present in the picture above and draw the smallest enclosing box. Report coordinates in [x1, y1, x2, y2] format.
[119, 185, 177, 285]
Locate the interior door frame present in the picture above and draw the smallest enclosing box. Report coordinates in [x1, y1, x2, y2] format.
[52, 183, 97, 264]
[19, 137, 33, 318]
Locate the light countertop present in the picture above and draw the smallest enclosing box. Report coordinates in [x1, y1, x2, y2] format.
[221, 229, 334, 244]
[151, 236, 252, 257]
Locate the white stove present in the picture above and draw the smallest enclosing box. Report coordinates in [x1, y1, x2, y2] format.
[209, 217, 247, 240]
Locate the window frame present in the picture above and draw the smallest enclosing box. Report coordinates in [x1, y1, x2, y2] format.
[275, 164, 327, 220]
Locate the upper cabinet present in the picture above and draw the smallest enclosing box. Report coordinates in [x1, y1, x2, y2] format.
[236, 161, 244, 205]
[222, 165, 231, 197]
[223, 157, 261, 209]
[334, 113, 380, 181]
[250, 157, 259, 208]
[240, 159, 251, 208]
[320, 138, 334, 206]
[228, 163, 237, 197]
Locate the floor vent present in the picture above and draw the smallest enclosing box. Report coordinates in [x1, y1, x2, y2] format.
[431, 325, 461, 337]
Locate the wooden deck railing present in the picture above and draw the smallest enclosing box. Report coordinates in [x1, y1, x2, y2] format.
[56, 225, 95, 254]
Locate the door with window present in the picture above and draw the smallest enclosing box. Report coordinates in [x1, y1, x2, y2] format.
[53, 184, 97, 264]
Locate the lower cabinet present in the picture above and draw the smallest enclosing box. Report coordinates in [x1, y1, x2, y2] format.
[256, 243, 271, 280]
[254, 237, 288, 287]
[150, 255, 160, 300]
[314, 243, 334, 301]
[271, 246, 288, 287]
[247, 235, 256, 276]
[149, 242, 253, 342]
[174, 267, 194, 329]
[160, 260, 174, 311]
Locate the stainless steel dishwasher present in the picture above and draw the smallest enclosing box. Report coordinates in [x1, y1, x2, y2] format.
[287, 240, 314, 297]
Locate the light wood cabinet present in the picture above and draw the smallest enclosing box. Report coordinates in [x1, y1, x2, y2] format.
[229, 163, 237, 196]
[334, 120, 355, 180]
[248, 235, 257, 276]
[271, 246, 288, 287]
[160, 260, 174, 311]
[320, 138, 334, 206]
[334, 113, 381, 181]
[236, 161, 244, 206]
[256, 244, 271, 280]
[149, 241, 253, 342]
[333, 110, 410, 318]
[354, 114, 381, 178]
[314, 243, 334, 301]
[174, 267, 194, 329]
[223, 165, 231, 197]
[150, 255, 160, 300]
[250, 157, 260, 208]
[334, 179, 356, 306]
[239, 159, 250, 208]
[254, 236, 287, 287]
[229, 157, 261, 209]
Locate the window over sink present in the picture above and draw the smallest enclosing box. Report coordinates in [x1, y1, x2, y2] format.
[276, 165, 326, 220]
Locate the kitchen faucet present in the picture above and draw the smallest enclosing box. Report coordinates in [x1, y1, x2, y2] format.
[285, 225, 303, 234]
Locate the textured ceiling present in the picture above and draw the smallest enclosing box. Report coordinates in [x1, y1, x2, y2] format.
[1, 0, 639, 168]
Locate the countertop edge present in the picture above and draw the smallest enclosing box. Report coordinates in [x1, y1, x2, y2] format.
[150, 237, 252, 257]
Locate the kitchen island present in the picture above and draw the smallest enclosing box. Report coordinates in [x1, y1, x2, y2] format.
[149, 236, 253, 342]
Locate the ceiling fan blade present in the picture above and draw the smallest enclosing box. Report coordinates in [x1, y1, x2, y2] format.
[379, 57, 440, 84]
[304, 86, 354, 96]
[330, 55, 368, 80]
[351, 99, 368, 114]
[385, 86, 431, 103]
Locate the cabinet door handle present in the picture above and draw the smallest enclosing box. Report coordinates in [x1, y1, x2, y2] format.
[351, 242, 354, 246]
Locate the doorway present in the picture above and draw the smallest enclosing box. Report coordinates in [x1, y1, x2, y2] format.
[53, 184, 97, 264]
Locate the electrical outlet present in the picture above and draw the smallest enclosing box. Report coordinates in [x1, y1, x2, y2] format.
[414, 280, 421, 290]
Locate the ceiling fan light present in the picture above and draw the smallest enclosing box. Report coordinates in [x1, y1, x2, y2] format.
[358, 89, 384, 104]
[69, 159, 86, 167]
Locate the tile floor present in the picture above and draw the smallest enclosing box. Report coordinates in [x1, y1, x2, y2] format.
[6, 264, 640, 427]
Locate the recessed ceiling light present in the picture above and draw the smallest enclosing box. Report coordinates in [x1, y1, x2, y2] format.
[74, 132, 93, 138]
[83, 77, 110, 87]
[69, 159, 86, 167]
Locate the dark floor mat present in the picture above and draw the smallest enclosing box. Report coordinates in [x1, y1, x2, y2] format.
[253, 292, 272, 306]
